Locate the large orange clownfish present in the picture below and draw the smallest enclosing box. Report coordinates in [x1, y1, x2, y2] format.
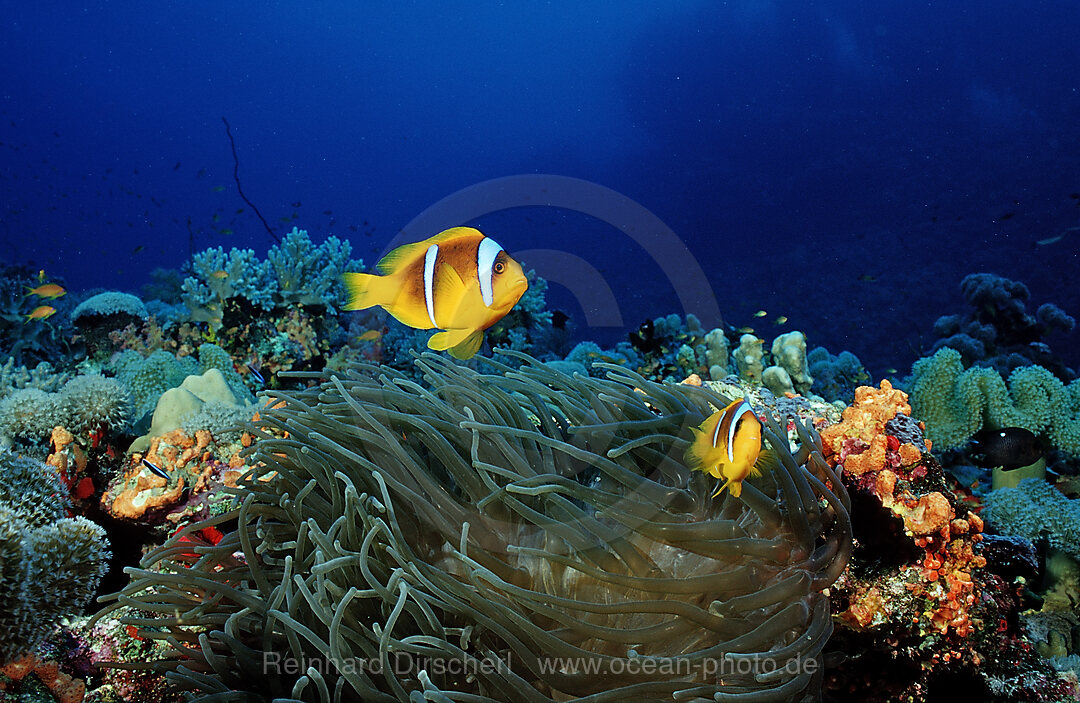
[343, 227, 528, 359]
[685, 399, 771, 498]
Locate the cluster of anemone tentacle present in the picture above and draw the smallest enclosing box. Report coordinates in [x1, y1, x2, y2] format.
[100, 351, 850, 703]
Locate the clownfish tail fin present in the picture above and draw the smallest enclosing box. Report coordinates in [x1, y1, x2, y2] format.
[343, 272, 391, 311]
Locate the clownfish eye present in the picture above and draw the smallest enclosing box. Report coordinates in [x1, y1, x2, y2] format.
[493, 261, 506, 274]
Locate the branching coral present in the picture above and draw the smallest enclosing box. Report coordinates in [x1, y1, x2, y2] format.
[101, 351, 851, 702]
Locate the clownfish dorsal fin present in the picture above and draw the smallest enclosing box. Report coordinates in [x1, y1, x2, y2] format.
[376, 227, 480, 275]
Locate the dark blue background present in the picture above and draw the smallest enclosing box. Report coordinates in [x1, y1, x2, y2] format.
[3, 1, 1078, 374]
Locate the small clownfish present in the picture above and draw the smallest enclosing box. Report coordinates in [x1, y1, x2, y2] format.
[343, 227, 528, 360]
[685, 399, 767, 498]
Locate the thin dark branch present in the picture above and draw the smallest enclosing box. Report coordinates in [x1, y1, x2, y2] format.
[221, 116, 281, 245]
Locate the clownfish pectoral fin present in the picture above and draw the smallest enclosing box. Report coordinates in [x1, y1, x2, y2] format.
[448, 330, 484, 360]
[428, 328, 481, 355]
[751, 448, 781, 479]
[343, 272, 392, 311]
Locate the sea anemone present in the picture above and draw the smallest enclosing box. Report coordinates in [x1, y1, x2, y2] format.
[102, 351, 850, 702]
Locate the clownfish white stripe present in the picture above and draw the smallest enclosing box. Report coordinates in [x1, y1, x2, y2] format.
[711, 409, 724, 449]
[726, 401, 753, 464]
[423, 244, 439, 327]
[476, 236, 503, 308]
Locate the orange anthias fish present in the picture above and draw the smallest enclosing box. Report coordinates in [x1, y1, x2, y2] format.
[25, 305, 57, 322]
[685, 399, 769, 498]
[25, 283, 66, 299]
[343, 227, 528, 359]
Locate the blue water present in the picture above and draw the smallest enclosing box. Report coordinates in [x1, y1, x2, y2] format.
[3, 1, 1078, 374]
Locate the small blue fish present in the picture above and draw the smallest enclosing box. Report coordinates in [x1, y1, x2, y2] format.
[246, 363, 265, 385]
[142, 458, 170, 481]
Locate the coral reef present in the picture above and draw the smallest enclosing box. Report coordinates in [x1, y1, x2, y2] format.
[0, 653, 86, 703]
[101, 351, 850, 701]
[909, 346, 1080, 454]
[768, 331, 813, 395]
[734, 333, 765, 382]
[820, 380, 1074, 700]
[0, 373, 133, 449]
[181, 227, 363, 332]
[929, 272, 1075, 380]
[70, 292, 149, 324]
[130, 367, 250, 453]
[807, 346, 870, 404]
[0, 452, 110, 663]
[984, 478, 1080, 560]
[56, 373, 133, 436]
[0, 263, 75, 366]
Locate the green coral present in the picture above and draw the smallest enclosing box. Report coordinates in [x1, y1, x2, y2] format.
[110, 349, 199, 419]
[0, 452, 110, 662]
[984, 478, 1080, 560]
[909, 347, 1080, 454]
[0, 388, 59, 443]
[110, 343, 251, 420]
[71, 291, 148, 323]
[266, 227, 363, 311]
[197, 343, 253, 404]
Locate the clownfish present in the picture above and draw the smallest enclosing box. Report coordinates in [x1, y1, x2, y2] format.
[685, 399, 767, 498]
[343, 227, 528, 359]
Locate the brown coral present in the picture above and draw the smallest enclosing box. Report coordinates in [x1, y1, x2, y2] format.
[0, 654, 85, 703]
[820, 379, 911, 455]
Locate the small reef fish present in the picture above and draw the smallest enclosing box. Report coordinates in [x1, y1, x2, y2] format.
[343, 227, 528, 360]
[356, 329, 382, 343]
[210, 270, 229, 279]
[970, 427, 1043, 471]
[246, 363, 265, 385]
[737, 326, 755, 334]
[25, 283, 66, 299]
[685, 399, 768, 498]
[141, 458, 170, 481]
[25, 305, 56, 322]
[773, 316, 788, 325]
[753, 310, 767, 318]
